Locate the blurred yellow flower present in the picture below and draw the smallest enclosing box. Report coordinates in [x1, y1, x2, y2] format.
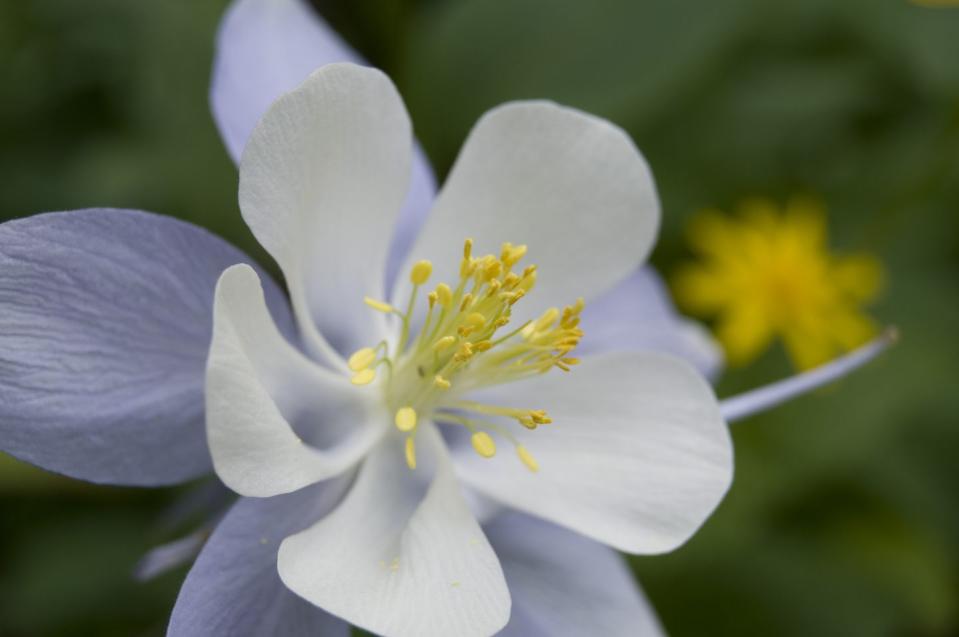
[672, 198, 883, 371]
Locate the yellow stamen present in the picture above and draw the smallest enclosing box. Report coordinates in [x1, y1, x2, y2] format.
[530, 410, 551, 424]
[534, 308, 559, 332]
[347, 347, 377, 372]
[460, 239, 476, 277]
[465, 312, 487, 327]
[454, 341, 474, 362]
[410, 260, 433, 285]
[356, 236, 583, 471]
[435, 283, 453, 307]
[350, 368, 376, 385]
[470, 431, 497, 458]
[500, 242, 528, 267]
[364, 297, 395, 313]
[473, 340, 493, 352]
[481, 257, 502, 282]
[405, 437, 417, 470]
[518, 267, 537, 292]
[516, 446, 539, 472]
[433, 335, 456, 352]
[395, 406, 417, 432]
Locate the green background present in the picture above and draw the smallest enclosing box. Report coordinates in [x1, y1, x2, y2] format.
[1, 0, 957, 635]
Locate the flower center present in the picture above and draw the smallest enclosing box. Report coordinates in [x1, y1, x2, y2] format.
[348, 239, 584, 473]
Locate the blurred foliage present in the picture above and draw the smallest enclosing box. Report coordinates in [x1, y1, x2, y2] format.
[1, 0, 958, 635]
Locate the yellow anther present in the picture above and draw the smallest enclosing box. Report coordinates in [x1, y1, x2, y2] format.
[530, 410, 551, 424]
[433, 335, 456, 352]
[410, 260, 433, 285]
[518, 416, 536, 430]
[460, 293, 474, 311]
[500, 243, 527, 267]
[460, 242, 477, 278]
[534, 308, 560, 331]
[454, 342, 474, 361]
[473, 340, 493, 352]
[434, 375, 451, 390]
[499, 291, 524, 305]
[435, 283, 453, 307]
[347, 347, 377, 372]
[364, 297, 395, 313]
[457, 325, 476, 338]
[350, 368, 376, 386]
[493, 317, 510, 328]
[518, 268, 537, 293]
[500, 289, 525, 306]
[560, 357, 580, 366]
[516, 446, 539, 472]
[465, 312, 487, 327]
[405, 436, 417, 470]
[510, 244, 528, 263]
[503, 273, 520, 288]
[481, 257, 502, 282]
[470, 431, 497, 458]
[395, 406, 417, 432]
[427, 291, 438, 309]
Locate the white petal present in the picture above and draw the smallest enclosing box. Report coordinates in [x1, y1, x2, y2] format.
[579, 267, 724, 380]
[278, 426, 510, 637]
[487, 511, 664, 637]
[207, 264, 386, 497]
[386, 145, 437, 294]
[453, 352, 732, 554]
[211, 0, 362, 164]
[239, 63, 412, 362]
[211, 0, 437, 293]
[404, 101, 659, 314]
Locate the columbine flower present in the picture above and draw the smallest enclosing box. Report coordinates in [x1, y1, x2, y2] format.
[672, 197, 884, 370]
[0, 1, 895, 635]
[191, 60, 736, 637]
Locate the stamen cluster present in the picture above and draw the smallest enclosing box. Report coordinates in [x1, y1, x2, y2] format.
[348, 239, 584, 472]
